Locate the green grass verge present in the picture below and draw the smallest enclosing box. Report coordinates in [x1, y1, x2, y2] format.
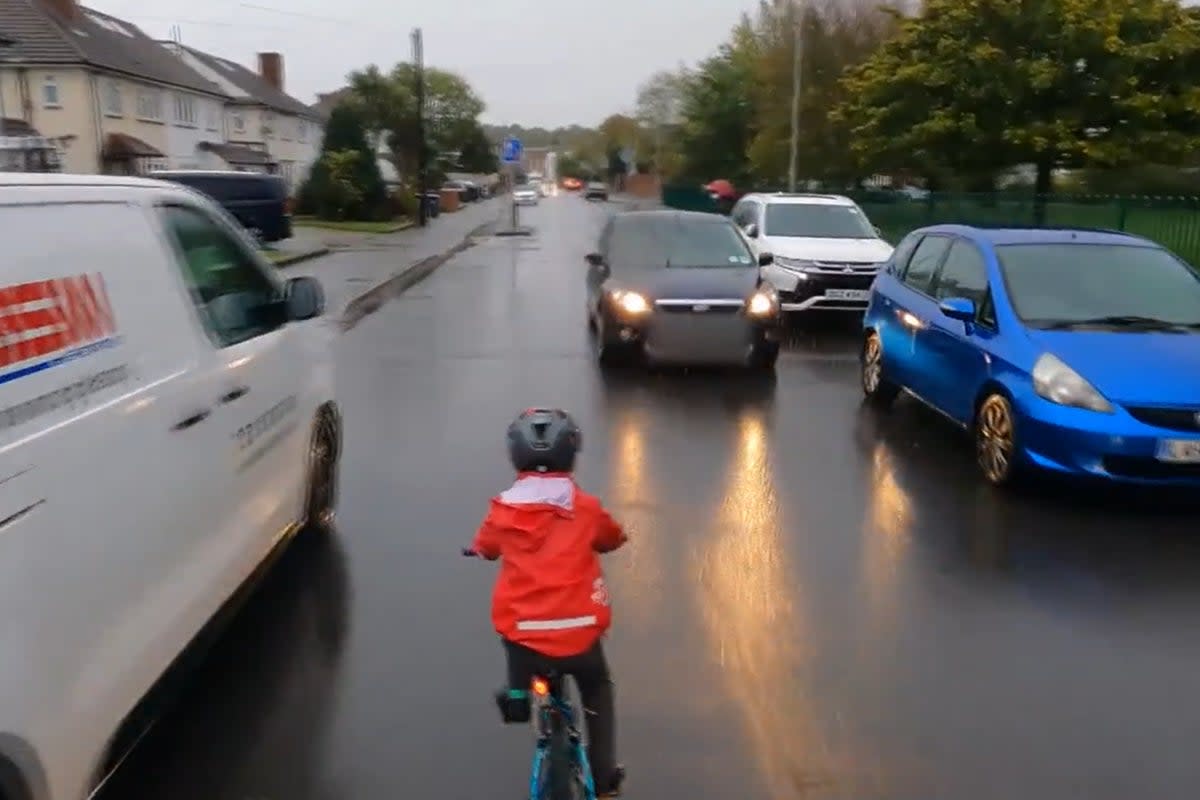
[292, 217, 408, 233]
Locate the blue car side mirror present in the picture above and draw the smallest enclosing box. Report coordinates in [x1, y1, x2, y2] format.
[939, 296, 976, 322]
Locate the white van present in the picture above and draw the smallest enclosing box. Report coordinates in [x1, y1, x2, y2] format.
[0, 174, 341, 800]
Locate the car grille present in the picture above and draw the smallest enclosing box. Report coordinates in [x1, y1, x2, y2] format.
[1124, 406, 1200, 432]
[775, 258, 882, 276]
[1103, 456, 1200, 480]
[655, 299, 742, 315]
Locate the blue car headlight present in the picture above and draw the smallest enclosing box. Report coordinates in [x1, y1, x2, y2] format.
[1031, 353, 1113, 413]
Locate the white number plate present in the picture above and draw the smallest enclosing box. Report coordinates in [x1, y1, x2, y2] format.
[1156, 439, 1200, 463]
[825, 289, 869, 301]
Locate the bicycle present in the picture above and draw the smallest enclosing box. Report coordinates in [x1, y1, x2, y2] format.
[463, 548, 599, 800]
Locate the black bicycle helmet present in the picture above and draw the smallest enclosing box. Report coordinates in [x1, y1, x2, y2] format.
[507, 407, 582, 473]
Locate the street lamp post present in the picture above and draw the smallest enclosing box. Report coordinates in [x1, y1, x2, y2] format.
[787, 1, 803, 192]
[411, 27, 427, 227]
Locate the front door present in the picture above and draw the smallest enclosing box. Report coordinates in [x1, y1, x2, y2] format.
[879, 234, 952, 399]
[925, 239, 997, 423]
[159, 203, 306, 565]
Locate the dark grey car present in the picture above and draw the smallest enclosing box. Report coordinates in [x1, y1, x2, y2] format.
[585, 210, 782, 369]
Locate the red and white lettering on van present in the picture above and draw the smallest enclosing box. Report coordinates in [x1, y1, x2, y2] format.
[0, 273, 118, 372]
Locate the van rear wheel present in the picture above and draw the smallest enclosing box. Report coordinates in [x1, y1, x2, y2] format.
[306, 408, 340, 530]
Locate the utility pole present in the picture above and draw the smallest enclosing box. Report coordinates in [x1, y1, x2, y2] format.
[787, 1, 802, 192]
[411, 27, 427, 227]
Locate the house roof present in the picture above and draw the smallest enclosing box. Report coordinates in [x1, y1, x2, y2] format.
[0, 0, 227, 97]
[171, 43, 319, 120]
[311, 87, 353, 121]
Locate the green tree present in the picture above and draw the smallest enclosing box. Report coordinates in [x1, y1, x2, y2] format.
[348, 63, 487, 181]
[836, 0, 1200, 207]
[675, 19, 760, 184]
[748, 0, 899, 188]
[298, 103, 387, 220]
[457, 121, 499, 173]
[636, 67, 688, 178]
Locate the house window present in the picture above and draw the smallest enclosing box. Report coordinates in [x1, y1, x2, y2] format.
[136, 89, 163, 121]
[104, 81, 122, 116]
[205, 103, 218, 131]
[232, 112, 245, 133]
[42, 75, 61, 108]
[173, 93, 196, 125]
[298, 119, 307, 142]
[262, 112, 274, 139]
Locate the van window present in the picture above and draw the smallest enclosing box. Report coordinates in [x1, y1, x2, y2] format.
[161, 205, 284, 347]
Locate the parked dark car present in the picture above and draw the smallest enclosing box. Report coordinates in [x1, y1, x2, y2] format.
[585, 210, 782, 370]
[152, 170, 291, 242]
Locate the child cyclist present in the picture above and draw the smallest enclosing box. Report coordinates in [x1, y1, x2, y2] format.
[469, 408, 627, 797]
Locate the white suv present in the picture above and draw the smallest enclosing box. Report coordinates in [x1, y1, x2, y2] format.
[732, 193, 893, 314]
[0, 173, 340, 800]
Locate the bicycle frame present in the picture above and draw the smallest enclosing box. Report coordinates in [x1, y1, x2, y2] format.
[528, 682, 597, 800]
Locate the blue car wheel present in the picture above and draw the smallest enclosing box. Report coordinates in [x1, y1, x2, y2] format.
[861, 332, 900, 408]
[975, 393, 1022, 485]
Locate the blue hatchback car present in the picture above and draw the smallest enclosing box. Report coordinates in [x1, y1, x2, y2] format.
[861, 225, 1200, 486]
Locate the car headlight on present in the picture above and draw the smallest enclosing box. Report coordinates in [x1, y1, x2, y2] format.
[747, 290, 777, 316]
[610, 289, 651, 314]
[1031, 353, 1113, 413]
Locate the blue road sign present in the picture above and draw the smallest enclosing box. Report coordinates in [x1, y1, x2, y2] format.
[501, 136, 523, 164]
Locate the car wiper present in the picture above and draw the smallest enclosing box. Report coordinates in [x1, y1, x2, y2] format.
[1036, 315, 1200, 331]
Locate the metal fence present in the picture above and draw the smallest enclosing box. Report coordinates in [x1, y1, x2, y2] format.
[660, 186, 1200, 266]
[848, 193, 1200, 266]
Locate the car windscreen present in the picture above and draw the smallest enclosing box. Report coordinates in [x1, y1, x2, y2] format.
[609, 216, 756, 269]
[764, 203, 877, 239]
[996, 243, 1200, 328]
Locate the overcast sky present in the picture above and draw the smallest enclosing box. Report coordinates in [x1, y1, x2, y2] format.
[86, 0, 757, 127]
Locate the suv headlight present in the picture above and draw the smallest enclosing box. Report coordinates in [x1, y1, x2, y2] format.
[1031, 353, 1112, 413]
[609, 289, 650, 314]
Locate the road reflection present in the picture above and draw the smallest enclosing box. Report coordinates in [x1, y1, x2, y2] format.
[858, 440, 915, 645]
[693, 411, 843, 798]
[100, 527, 350, 800]
[607, 403, 661, 634]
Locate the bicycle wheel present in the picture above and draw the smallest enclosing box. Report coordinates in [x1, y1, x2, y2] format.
[545, 712, 577, 800]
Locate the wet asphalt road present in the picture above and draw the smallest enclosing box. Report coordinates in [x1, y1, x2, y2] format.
[102, 195, 1200, 800]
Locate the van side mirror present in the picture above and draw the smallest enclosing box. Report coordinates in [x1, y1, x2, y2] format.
[744, 222, 759, 238]
[585, 252, 605, 267]
[285, 276, 325, 321]
[758, 252, 774, 266]
[873, 226, 883, 238]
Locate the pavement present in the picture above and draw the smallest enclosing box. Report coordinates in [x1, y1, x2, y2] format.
[281, 198, 507, 318]
[99, 194, 1200, 800]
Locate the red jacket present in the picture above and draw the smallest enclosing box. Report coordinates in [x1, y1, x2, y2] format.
[472, 473, 626, 657]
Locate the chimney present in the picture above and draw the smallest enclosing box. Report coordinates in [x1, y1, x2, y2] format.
[258, 52, 284, 92]
[38, 0, 81, 21]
